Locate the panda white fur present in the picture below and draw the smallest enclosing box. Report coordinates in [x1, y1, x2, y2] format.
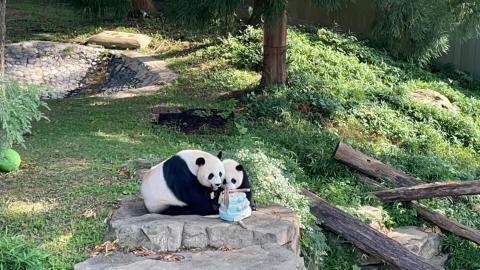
[141, 150, 225, 215]
[221, 159, 256, 210]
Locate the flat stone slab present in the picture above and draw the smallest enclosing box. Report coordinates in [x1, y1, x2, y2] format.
[87, 31, 151, 49]
[75, 244, 305, 270]
[106, 197, 300, 254]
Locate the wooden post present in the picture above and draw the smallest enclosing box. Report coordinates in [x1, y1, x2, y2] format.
[261, 9, 287, 87]
[301, 188, 441, 270]
[374, 180, 480, 203]
[333, 142, 422, 187]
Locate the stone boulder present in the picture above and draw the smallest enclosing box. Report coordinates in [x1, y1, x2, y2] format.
[410, 89, 459, 112]
[74, 244, 305, 270]
[87, 31, 151, 49]
[387, 226, 448, 268]
[106, 197, 301, 254]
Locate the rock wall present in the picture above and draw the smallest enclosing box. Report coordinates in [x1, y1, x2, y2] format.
[6, 41, 105, 98]
[5, 41, 177, 98]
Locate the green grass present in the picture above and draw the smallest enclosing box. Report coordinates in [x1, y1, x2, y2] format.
[4, 0, 480, 269]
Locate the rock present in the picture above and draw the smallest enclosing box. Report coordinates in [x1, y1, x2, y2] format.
[74, 244, 305, 270]
[410, 89, 459, 112]
[6, 41, 176, 99]
[87, 31, 151, 49]
[106, 197, 301, 254]
[387, 226, 448, 268]
[355, 205, 385, 232]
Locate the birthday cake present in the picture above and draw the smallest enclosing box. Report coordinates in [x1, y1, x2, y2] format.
[219, 192, 252, 222]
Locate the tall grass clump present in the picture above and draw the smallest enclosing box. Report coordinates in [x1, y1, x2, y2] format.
[0, 231, 51, 270]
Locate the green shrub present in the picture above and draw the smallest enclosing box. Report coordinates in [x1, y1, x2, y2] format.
[226, 145, 328, 267]
[0, 231, 51, 270]
[0, 79, 50, 151]
[206, 26, 263, 71]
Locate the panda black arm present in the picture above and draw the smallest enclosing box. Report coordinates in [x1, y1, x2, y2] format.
[239, 170, 256, 211]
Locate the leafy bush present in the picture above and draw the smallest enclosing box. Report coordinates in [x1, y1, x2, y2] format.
[227, 145, 328, 267]
[0, 79, 49, 150]
[209, 26, 263, 71]
[0, 231, 51, 270]
[68, 0, 130, 19]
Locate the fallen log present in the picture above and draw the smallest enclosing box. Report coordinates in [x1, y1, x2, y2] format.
[359, 175, 480, 245]
[356, 174, 385, 191]
[374, 180, 480, 203]
[301, 188, 441, 270]
[333, 142, 422, 187]
[412, 203, 480, 245]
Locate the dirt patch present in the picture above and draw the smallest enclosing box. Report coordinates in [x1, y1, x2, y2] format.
[410, 89, 459, 112]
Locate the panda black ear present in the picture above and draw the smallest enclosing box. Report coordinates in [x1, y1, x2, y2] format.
[196, 157, 206, 166]
[235, 164, 243, 171]
[217, 151, 223, 159]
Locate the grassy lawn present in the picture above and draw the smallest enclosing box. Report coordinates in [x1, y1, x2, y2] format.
[3, 0, 480, 269]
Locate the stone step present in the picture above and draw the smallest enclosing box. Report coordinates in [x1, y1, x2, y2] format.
[74, 244, 305, 270]
[105, 197, 300, 254]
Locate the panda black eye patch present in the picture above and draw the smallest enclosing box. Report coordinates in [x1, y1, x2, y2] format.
[219, 172, 222, 177]
[223, 179, 227, 184]
[208, 173, 214, 180]
[231, 178, 237, 184]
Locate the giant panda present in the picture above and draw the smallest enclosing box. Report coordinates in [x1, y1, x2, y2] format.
[221, 159, 256, 210]
[141, 150, 225, 215]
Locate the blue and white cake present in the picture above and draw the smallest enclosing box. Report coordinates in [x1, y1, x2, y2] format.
[219, 192, 252, 222]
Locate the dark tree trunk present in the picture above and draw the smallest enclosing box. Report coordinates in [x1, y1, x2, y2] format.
[261, 9, 287, 87]
[131, 0, 156, 13]
[0, 0, 6, 76]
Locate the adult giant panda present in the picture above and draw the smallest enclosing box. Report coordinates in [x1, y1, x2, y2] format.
[221, 159, 256, 210]
[141, 150, 225, 215]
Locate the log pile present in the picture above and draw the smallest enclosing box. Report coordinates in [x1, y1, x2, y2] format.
[302, 189, 442, 270]
[332, 142, 480, 245]
[302, 142, 480, 269]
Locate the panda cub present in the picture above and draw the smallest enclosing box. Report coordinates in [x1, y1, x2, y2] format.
[141, 150, 224, 215]
[222, 159, 256, 210]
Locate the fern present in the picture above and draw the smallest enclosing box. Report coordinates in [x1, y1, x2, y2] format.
[0, 78, 50, 150]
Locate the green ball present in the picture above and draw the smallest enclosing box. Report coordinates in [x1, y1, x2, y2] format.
[0, 149, 21, 172]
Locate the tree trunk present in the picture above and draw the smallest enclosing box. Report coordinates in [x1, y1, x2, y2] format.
[374, 180, 480, 203]
[261, 9, 287, 87]
[0, 0, 6, 77]
[301, 188, 441, 270]
[131, 0, 156, 13]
